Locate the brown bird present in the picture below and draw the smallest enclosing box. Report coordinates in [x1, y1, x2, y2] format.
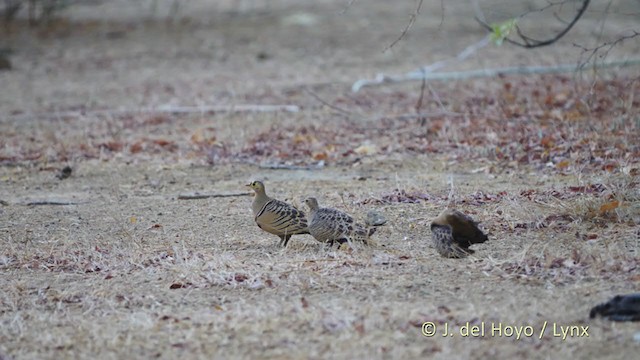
[247, 180, 310, 247]
[305, 197, 377, 247]
[430, 209, 488, 258]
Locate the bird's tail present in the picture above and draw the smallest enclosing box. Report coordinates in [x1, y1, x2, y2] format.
[368, 227, 377, 237]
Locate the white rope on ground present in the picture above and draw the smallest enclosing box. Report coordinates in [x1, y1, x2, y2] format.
[352, 59, 640, 92]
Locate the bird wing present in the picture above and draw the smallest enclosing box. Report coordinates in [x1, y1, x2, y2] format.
[447, 210, 488, 245]
[308, 208, 350, 242]
[256, 199, 309, 236]
[431, 224, 473, 258]
[311, 208, 373, 243]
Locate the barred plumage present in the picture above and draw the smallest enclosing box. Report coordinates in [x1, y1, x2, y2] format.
[430, 209, 488, 258]
[304, 197, 376, 246]
[247, 181, 309, 247]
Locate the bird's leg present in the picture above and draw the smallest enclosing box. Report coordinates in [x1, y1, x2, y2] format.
[336, 238, 353, 251]
[282, 234, 292, 247]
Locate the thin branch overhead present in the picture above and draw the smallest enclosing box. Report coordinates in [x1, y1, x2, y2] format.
[474, 0, 591, 48]
[574, 30, 640, 69]
[384, 0, 424, 52]
[304, 88, 354, 117]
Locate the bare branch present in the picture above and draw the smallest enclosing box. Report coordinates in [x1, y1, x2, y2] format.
[381, 111, 463, 121]
[177, 192, 251, 200]
[25, 200, 87, 206]
[415, 69, 427, 114]
[427, 83, 449, 114]
[574, 31, 640, 70]
[384, 0, 424, 52]
[256, 162, 325, 170]
[475, 0, 591, 48]
[304, 88, 353, 116]
[438, 0, 445, 30]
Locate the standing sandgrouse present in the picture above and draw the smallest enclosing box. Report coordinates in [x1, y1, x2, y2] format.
[430, 209, 488, 258]
[304, 197, 377, 246]
[247, 180, 310, 247]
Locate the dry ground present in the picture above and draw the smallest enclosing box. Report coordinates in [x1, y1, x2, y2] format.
[1, 1, 640, 359]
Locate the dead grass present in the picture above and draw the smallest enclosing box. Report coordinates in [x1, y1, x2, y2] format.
[2, 155, 639, 359]
[2, 113, 639, 358]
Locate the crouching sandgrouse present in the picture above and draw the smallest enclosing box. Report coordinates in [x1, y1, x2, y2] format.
[430, 209, 488, 258]
[247, 180, 309, 247]
[304, 197, 377, 246]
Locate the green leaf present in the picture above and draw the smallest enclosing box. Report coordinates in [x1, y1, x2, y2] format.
[490, 19, 518, 46]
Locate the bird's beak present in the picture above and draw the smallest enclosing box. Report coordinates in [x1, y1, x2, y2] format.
[245, 183, 252, 187]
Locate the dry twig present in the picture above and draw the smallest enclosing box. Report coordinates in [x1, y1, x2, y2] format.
[5, 104, 301, 121]
[25, 200, 87, 206]
[304, 89, 353, 116]
[384, 0, 424, 52]
[177, 192, 251, 200]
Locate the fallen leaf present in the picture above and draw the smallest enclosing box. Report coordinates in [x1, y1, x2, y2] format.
[564, 110, 583, 121]
[313, 152, 328, 160]
[603, 162, 618, 172]
[99, 141, 123, 152]
[354, 143, 377, 156]
[153, 139, 173, 147]
[129, 141, 144, 154]
[191, 128, 217, 145]
[553, 92, 569, 106]
[540, 136, 554, 148]
[599, 200, 620, 214]
[191, 129, 204, 143]
[293, 134, 313, 144]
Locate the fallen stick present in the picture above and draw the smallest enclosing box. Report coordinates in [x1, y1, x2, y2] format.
[177, 192, 252, 200]
[258, 162, 325, 170]
[25, 200, 86, 206]
[4, 104, 301, 122]
[381, 111, 463, 121]
[352, 58, 640, 92]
